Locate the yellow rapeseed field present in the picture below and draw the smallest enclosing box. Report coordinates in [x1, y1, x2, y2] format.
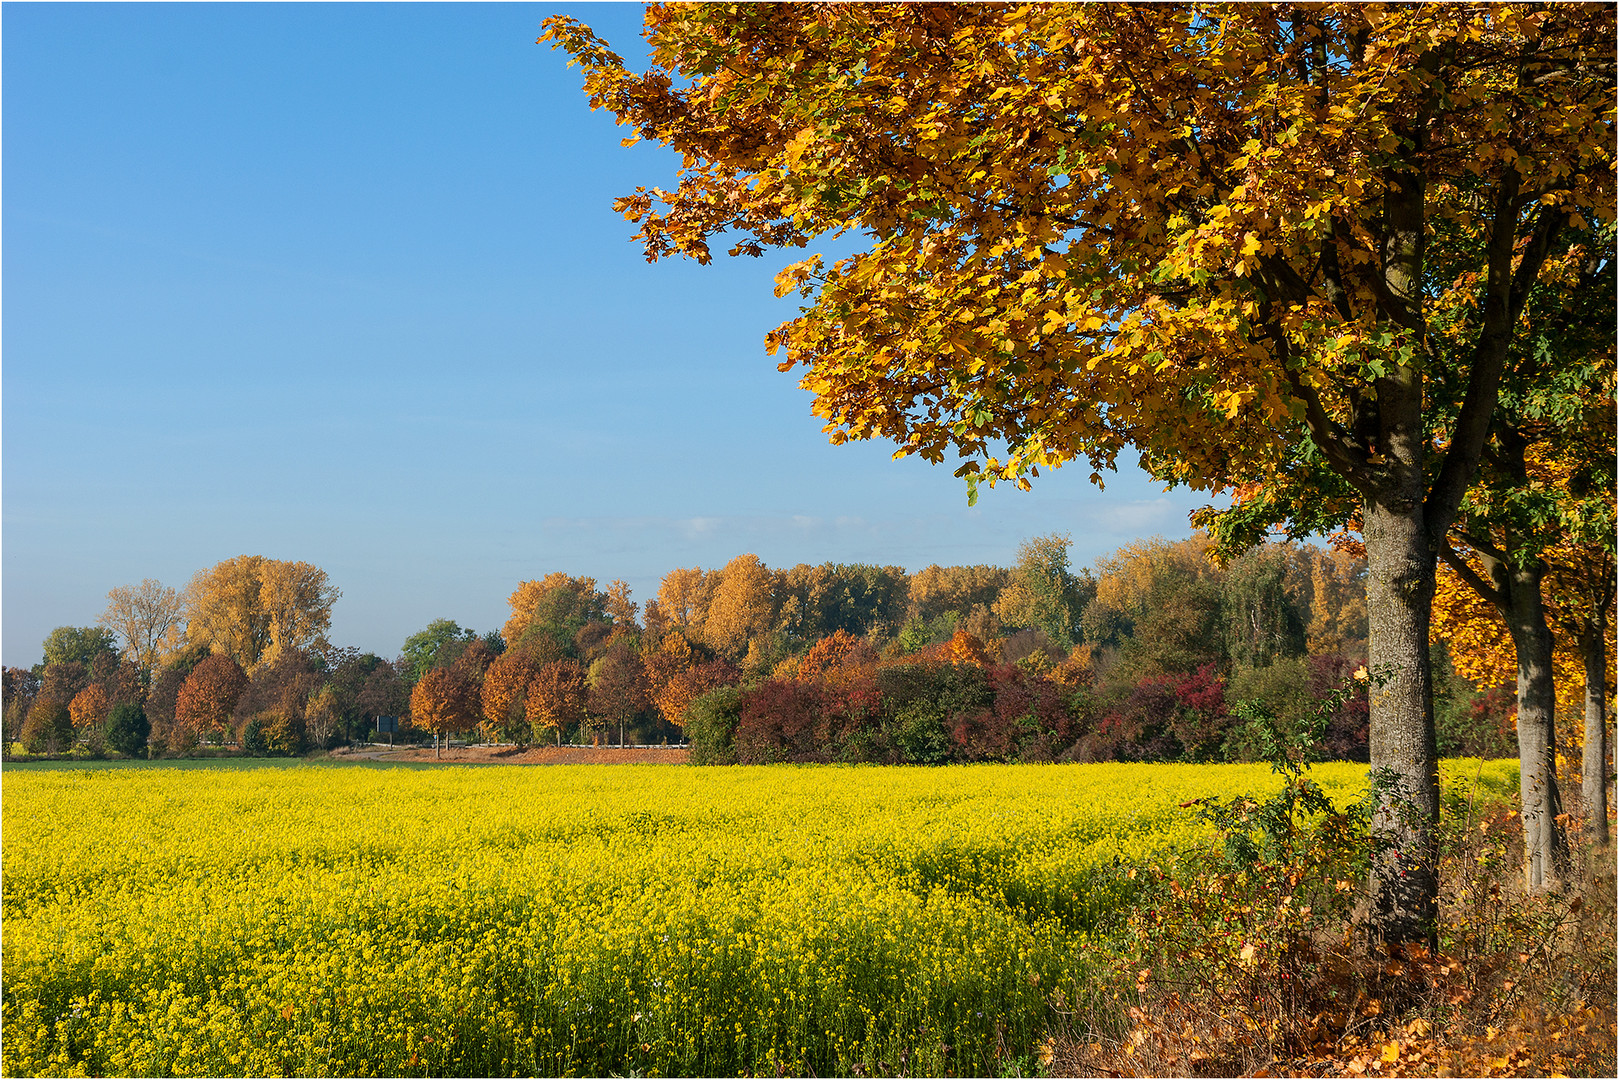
[1, 760, 1518, 1077]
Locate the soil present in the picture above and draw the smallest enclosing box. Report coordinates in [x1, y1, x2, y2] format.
[327, 743, 690, 766]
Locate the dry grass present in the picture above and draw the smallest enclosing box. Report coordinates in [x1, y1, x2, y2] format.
[1044, 793, 1617, 1078]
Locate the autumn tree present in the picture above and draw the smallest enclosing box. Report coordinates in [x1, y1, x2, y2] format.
[258, 560, 341, 668]
[175, 654, 248, 745]
[526, 659, 589, 745]
[643, 630, 698, 719]
[184, 556, 337, 671]
[1301, 544, 1370, 657]
[481, 648, 548, 742]
[703, 554, 777, 659]
[409, 666, 480, 757]
[588, 641, 651, 746]
[99, 579, 185, 675]
[502, 573, 609, 653]
[605, 579, 641, 639]
[143, 643, 212, 752]
[21, 697, 73, 755]
[68, 684, 110, 738]
[545, 2, 1616, 941]
[907, 564, 1012, 625]
[656, 566, 716, 638]
[654, 661, 739, 737]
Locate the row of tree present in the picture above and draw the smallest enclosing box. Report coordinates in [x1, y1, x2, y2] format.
[2, 533, 1532, 767]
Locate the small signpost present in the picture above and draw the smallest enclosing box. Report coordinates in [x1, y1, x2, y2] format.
[377, 715, 398, 746]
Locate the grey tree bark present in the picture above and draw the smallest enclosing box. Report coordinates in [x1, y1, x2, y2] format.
[1484, 554, 1569, 890]
[1578, 620, 1612, 847]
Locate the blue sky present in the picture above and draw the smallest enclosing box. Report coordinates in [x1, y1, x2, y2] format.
[2, 2, 1216, 668]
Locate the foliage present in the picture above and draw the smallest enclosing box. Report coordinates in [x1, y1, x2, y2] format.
[409, 666, 480, 742]
[174, 655, 248, 745]
[481, 648, 546, 742]
[103, 703, 150, 758]
[587, 642, 651, 745]
[400, 618, 480, 683]
[654, 659, 738, 737]
[684, 686, 743, 766]
[20, 697, 73, 755]
[98, 578, 185, 674]
[703, 554, 777, 659]
[526, 660, 588, 746]
[67, 684, 111, 736]
[994, 534, 1088, 650]
[40, 626, 118, 669]
[776, 562, 909, 644]
[184, 556, 338, 672]
[502, 573, 609, 656]
[546, 0, 1616, 944]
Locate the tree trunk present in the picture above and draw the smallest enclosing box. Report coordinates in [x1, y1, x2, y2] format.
[1579, 622, 1611, 847]
[1363, 491, 1441, 949]
[1487, 557, 1569, 890]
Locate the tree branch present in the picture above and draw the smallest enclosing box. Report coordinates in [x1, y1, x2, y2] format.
[1440, 542, 1506, 609]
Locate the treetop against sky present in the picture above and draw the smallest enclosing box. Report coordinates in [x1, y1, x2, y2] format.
[2, 2, 1215, 669]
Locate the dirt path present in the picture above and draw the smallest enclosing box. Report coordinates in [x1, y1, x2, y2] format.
[328, 744, 690, 765]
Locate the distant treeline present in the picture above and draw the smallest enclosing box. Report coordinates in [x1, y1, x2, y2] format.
[1, 535, 1515, 763]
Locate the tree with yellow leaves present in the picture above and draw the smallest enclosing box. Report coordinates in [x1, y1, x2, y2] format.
[98, 578, 184, 676]
[502, 573, 608, 654]
[703, 554, 777, 660]
[184, 557, 337, 672]
[545, 2, 1615, 943]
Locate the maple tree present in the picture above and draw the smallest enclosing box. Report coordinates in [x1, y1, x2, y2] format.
[526, 659, 589, 745]
[67, 684, 110, 736]
[409, 666, 480, 757]
[545, 2, 1616, 943]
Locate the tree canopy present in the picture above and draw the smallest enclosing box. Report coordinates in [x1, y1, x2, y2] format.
[544, 1, 1616, 943]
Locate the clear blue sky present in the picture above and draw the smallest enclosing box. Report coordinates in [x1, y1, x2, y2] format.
[2, 2, 1217, 668]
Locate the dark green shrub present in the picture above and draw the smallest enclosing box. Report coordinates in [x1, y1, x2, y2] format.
[685, 686, 742, 765]
[240, 716, 268, 756]
[104, 702, 150, 757]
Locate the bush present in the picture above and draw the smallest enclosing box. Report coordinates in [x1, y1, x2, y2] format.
[240, 716, 268, 756]
[736, 679, 826, 763]
[684, 686, 742, 765]
[104, 703, 150, 757]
